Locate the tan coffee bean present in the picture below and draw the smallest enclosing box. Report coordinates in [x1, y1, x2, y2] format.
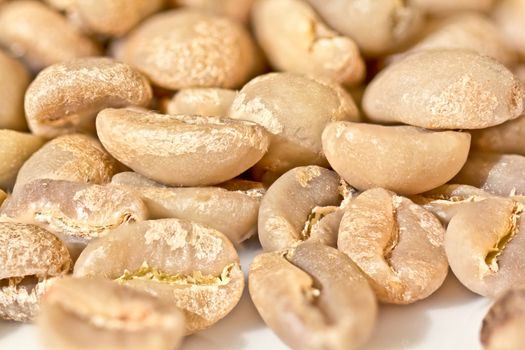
[0, 0, 100, 72]
[25, 58, 153, 138]
[446, 197, 525, 298]
[38, 277, 185, 350]
[1, 179, 147, 259]
[411, 184, 492, 225]
[363, 50, 524, 129]
[230, 73, 359, 181]
[43, 0, 73, 11]
[495, 0, 525, 59]
[481, 287, 525, 350]
[0, 222, 71, 322]
[338, 188, 448, 304]
[258, 166, 346, 251]
[111, 172, 263, 243]
[252, 0, 365, 86]
[452, 152, 525, 196]
[117, 9, 259, 90]
[470, 115, 525, 156]
[0, 190, 5, 206]
[408, 0, 494, 15]
[97, 108, 270, 186]
[322, 122, 471, 195]
[67, 0, 164, 37]
[13, 134, 118, 195]
[0, 130, 45, 190]
[249, 242, 377, 350]
[74, 219, 244, 334]
[304, 0, 422, 56]
[171, 0, 254, 22]
[0, 50, 30, 130]
[165, 88, 236, 117]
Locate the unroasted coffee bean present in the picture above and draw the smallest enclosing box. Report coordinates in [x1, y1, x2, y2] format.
[363, 50, 524, 129]
[0, 190, 5, 206]
[0, 49, 30, 130]
[495, 0, 525, 59]
[338, 188, 448, 304]
[409, 0, 495, 15]
[74, 219, 244, 334]
[111, 172, 263, 243]
[117, 9, 259, 90]
[249, 242, 377, 350]
[230, 72, 359, 181]
[13, 134, 118, 195]
[446, 197, 525, 298]
[481, 287, 525, 350]
[258, 166, 346, 251]
[470, 115, 525, 156]
[25, 58, 152, 138]
[0, 130, 45, 190]
[252, 0, 365, 86]
[0, 222, 71, 322]
[304, 0, 422, 56]
[171, 0, 254, 22]
[165, 88, 236, 118]
[1, 179, 147, 259]
[452, 152, 525, 196]
[0, 0, 100, 71]
[322, 121, 471, 195]
[38, 277, 185, 350]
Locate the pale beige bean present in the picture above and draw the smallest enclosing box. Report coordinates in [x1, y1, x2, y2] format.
[252, 0, 365, 86]
[43, 0, 73, 11]
[0, 130, 45, 190]
[230, 72, 359, 181]
[408, 0, 494, 15]
[304, 0, 422, 56]
[481, 287, 525, 350]
[0, 50, 30, 130]
[0, 222, 71, 322]
[111, 172, 262, 243]
[322, 122, 471, 195]
[68, 0, 163, 37]
[166, 88, 236, 117]
[170, 0, 254, 22]
[495, 0, 525, 59]
[363, 50, 524, 129]
[0, 179, 147, 259]
[446, 197, 525, 298]
[74, 219, 244, 334]
[117, 9, 259, 90]
[452, 152, 525, 196]
[25, 58, 152, 138]
[249, 242, 377, 350]
[97, 108, 270, 186]
[258, 166, 345, 251]
[470, 115, 525, 156]
[338, 188, 448, 304]
[38, 277, 185, 350]
[13, 134, 118, 195]
[0, 0, 100, 71]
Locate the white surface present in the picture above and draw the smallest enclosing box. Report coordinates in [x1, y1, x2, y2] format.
[0, 237, 492, 350]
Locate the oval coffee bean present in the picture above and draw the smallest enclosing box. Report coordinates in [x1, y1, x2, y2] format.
[0, 130, 45, 190]
[322, 121, 471, 195]
[258, 166, 344, 251]
[363, 50, 524, 129]
[0, 0, 100, 71]
[165, 88, 236, 118]
[38, 277, 185, 350]
[452, 152, 525, 196]
[0, 222, 71, 322]
[338, 188, 448, 304]
[230, 72, 359, 181]
[249, 242, 377, 350]
[97, 108, 270, 186]
[252, 0, 365, 86]
[13, 134, 118, 195]
[446, 197, 525, 298]
[74, 219, 244, 334]
[0, 50, 30, 130]
[25, 58, 152, 138]
[117, 9, 259, 90]
[495, 0, 525, 58]
[111, 172, 263, 243]
[1, 179, 147, 259]
[470, 115, 525, 156]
